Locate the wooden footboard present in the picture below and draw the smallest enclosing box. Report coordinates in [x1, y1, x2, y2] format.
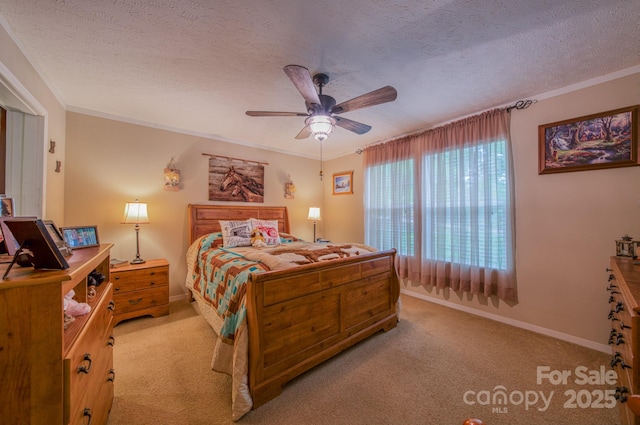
[245, 248, 400, 408]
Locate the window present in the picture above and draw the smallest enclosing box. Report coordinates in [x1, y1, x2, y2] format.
[363, 109, 516, 301]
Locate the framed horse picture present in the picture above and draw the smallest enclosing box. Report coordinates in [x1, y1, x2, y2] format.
[208, 156, 265, 203]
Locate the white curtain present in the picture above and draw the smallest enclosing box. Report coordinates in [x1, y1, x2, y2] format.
[364, 108, 516, 301]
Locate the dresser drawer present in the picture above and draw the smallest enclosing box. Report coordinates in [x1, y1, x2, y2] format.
[65, 284, 114, 424]
[68, 350, 114, 425]
[113, 285, 169, 315]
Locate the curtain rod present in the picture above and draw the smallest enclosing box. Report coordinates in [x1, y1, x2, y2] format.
[201, 153, 269, 166]
[356, 99, 536, 154]
[505, 99, 536, 112]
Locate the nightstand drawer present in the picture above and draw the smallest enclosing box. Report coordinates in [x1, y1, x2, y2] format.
[134, 266, 169, 290]
[111, 271, 137, 294]
[113, 285, 169, 315]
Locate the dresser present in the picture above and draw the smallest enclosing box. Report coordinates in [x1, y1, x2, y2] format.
[608, 256, 640, 425]
[111, 258, 169, 326]
[0, 244, 114, 425]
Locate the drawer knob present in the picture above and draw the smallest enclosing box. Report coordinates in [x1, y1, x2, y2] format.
[83, 408, 93, 425]
[615, 386, 629, 403]
[108, 335, 115, 346]
[108, 300, 115, 311]
[77, 353, 93, 374]
[611, 352, 632, 369]
[128, 298, 143, 305]
[108, 368, 116, 382]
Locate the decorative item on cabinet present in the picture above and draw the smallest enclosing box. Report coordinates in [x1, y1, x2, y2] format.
[616, 235, 635, 257]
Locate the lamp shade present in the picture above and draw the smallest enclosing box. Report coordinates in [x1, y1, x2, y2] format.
[307, 207, 321, 221]
[121, 200, 150, 224]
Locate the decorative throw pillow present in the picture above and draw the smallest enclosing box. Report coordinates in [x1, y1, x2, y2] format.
[219, 220, 252, 248]
[249, 218, 280, 245]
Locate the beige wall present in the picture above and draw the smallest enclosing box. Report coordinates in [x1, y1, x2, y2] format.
[64, 112, 324, 298]
[0, 22, 66, 223]
[4, 16, 639, 349]
[321, 153, 364, 243]
[358, 72, 639, 351]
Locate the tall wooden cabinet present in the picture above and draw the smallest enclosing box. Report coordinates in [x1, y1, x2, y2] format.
[608, 256, 640, 425]
[0, 244, 115, 425]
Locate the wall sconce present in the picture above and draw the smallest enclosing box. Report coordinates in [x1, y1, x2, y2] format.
[307, 207, 321, 242]
[284, 175, 296, 199]
[121, 199, 150, 264]
[164, 157, 181, 191]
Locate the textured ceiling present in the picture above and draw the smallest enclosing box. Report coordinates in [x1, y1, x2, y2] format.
[0, 0, 639, 159]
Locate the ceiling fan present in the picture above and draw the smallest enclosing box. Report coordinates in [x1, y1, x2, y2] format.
[246, 65, 397, 142]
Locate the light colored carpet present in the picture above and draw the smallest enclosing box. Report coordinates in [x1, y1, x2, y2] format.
[107, 295, 621, 425]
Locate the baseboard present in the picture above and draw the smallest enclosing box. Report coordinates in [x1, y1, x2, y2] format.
[401, 289, 610, 354]
[169, 293, 191, 303]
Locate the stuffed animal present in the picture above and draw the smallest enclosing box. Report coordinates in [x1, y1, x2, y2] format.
[251, 228, 268, 248]
[64, 289, 92, 317]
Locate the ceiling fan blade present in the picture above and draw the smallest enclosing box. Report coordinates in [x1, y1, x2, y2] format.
[332, 86, 397, 114]
[284, 65, 321, 106]
[334, 116, 372, 135]
[246, 111, 308, 117]
[295, 126, 311, 139]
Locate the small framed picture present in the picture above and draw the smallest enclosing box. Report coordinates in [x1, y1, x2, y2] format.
[0, 197, 14, 217]
[59, 225, 100, 249]
[332, 171, 353, 195]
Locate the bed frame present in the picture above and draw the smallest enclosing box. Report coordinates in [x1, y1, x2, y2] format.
[188, 204, 400, 409]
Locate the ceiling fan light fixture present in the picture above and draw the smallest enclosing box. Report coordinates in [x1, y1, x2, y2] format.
[306, 115, 336, 142]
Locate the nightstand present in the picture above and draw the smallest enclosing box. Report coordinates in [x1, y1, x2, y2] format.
[111, 258, 169, 325]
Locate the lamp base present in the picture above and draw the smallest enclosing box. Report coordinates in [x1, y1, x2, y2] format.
[130, 258, 146, 265]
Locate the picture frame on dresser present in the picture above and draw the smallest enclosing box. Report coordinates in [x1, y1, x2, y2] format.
[60, 225, 100, 249]
[3, 219, 69, 275]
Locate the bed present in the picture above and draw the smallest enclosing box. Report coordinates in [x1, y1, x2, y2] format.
[185, 204, 400, 420]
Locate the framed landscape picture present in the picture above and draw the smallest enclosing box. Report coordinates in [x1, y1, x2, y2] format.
[332, 171, 353, 195]
[538, 105, 639, 174]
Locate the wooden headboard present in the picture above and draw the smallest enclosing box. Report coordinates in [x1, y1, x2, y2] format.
[188, 204, 290, 244]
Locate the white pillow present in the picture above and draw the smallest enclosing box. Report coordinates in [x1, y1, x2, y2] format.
[249, 218, 281, 245]
[219, 220, 252, 247]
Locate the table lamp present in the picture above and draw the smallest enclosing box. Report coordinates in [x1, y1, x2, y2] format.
[307, 207, 321, 242]
[121, 199, 150, 264]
